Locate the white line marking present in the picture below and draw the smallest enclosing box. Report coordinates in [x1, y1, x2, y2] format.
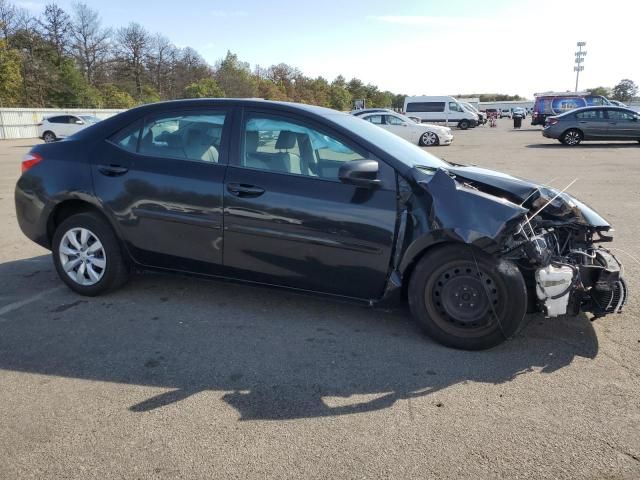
[0, 286, 65, 317]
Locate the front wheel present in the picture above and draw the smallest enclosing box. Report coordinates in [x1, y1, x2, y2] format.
[419, 131, 440, 146]
[561, 129, 583, 146]
[43, 131, 56, 143]
[408, 245, 527, 350]
[458, 120, 470, 130]
[52, 212, 129, 296]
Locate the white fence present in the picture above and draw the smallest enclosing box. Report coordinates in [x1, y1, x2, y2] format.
[0, 108, 124, 140]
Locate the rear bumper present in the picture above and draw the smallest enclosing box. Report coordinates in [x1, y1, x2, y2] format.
[15, 178, 51, 249]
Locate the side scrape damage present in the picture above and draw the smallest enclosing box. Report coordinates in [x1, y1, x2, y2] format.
[397, 166, 627, 318]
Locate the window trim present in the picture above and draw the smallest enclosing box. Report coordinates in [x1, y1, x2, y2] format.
[106, 107, 232, 165]
[235, 108, 377, 184]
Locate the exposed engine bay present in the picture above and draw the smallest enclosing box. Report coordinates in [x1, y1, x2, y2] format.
[503, 222, 627, 318]
[410, 165, 628, 318]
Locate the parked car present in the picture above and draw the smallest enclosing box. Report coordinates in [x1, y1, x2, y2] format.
[499, 108, 511, 119]
[359, 111, 453, 146]
[543, 106, 640, 145]
[512, 107, 526, 118]
[531, 92, 610, 126]
[403, 96, 478, 130]
[38, 114, 101, 143]
[15, 99, 627, 350]
[484, 108, 498, 118]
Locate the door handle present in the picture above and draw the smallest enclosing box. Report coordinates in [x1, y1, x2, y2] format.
[227, 183, 265, 197]
[578, 121, 587, 124]
[98, 164, 129, 176]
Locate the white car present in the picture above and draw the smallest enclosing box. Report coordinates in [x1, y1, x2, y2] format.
[38, 114, 101, 143]
[359, 111, 453, 146]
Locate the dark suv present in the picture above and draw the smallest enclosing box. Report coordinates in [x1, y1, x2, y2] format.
[15, 99, 627, 350]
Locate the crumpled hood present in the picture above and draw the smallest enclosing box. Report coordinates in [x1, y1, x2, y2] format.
[445, 165, 611, 229]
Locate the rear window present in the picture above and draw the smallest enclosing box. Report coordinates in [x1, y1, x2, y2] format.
[406, 102, 445, 113]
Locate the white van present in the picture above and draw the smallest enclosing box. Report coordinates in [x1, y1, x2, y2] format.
[403, 96, 478, 129]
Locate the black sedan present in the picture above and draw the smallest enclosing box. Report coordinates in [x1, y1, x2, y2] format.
[543, 106, 640, 145]
[15, 99, 627, 349]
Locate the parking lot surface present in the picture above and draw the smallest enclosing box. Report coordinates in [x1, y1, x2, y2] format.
[1, 123, 638, 479]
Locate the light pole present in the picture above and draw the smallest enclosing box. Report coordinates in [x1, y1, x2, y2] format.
[574, 42, 587, 92]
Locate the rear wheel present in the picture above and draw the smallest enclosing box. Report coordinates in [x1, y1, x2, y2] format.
[408, 245, 527, 350]
[52, 212, 129, 296]
[458, 120, 470, 130]
[419, 131, 439, 146]
[562, 129, 583, 146]
[43, 131, 56, 143]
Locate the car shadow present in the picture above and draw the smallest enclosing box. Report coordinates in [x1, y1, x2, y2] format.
[526, 142, 639, 149]
[0, 255, 599, 421]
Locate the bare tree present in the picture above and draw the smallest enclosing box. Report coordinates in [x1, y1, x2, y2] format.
[0, 0, 16, 43]
[70, 2, 111, 85]
[115, 22, 150, 99]
[147, 33, 175, 99]
[39, 3, 71, 64]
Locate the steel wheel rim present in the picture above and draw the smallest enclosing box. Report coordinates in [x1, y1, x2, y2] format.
[422, 132, 437, 145]
[426, 261, 502, 337]
[59, 227, 106, 286]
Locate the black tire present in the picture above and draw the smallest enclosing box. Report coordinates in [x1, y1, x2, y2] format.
[408, 244, 527, 350]
[561, 129, 583, 146]
[419, 131, 440, 146]
[458, 120, 470, 130]
[52, 212, 129, 296]
[43, 131, 56, 143]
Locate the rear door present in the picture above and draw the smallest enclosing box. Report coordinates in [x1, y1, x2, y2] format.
[605, 109, 640, 139]
[575, 109, 608, 138]
[222, 108, 398, 299]
[92, 107, 232, 273]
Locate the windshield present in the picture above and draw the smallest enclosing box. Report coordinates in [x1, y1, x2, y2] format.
[327, 113, 449, 169]
[462, 103, 478, 113]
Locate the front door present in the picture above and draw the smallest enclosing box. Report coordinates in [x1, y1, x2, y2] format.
[222, 109, 398, 299]
[92, 108, 231, 273]
[605, 109, 640, 139]
[384, 114, 415, 142]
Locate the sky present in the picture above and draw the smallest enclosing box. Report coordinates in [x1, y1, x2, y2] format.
[16, 0, 640, 98]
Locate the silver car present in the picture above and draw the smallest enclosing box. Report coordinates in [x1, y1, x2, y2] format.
[542, 106, 640, 145]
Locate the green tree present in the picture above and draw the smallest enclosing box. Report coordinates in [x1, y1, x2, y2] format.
[611, 79, 638, 103]
[184, 77, 224, 98]
[587, 86, 610, 97]
[98, 83, 136, 108]
[0, 38, 21, 105]
[215, 51, 256, 97]
[50, 57, 101, 107]
[329, 77, 352, 111]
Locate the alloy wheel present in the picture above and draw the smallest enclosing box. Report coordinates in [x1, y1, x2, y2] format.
[421, 132, 438, 146]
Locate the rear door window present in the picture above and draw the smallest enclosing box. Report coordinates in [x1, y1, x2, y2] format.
[139, 111, 228, 163]
[575, 110, 605, 120]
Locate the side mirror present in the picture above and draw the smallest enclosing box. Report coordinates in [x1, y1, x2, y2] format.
[338, 160, 381, 188]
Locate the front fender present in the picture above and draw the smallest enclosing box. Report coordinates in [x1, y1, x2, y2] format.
[397, 169, 528, 275]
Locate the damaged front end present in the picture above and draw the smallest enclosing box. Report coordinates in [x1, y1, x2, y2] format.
[499, 190, 627, 318]
[407, 165, 628, 319]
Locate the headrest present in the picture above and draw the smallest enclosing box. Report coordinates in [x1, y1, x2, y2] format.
[275, 130, 296, 150]
[165, 134, 182, 148]
[246, 130, 259, 152]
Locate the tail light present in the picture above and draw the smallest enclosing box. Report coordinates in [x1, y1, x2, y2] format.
[21, 152, 43, 173]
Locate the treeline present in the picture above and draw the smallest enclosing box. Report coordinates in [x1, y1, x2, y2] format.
[0, 0, 406, 110]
